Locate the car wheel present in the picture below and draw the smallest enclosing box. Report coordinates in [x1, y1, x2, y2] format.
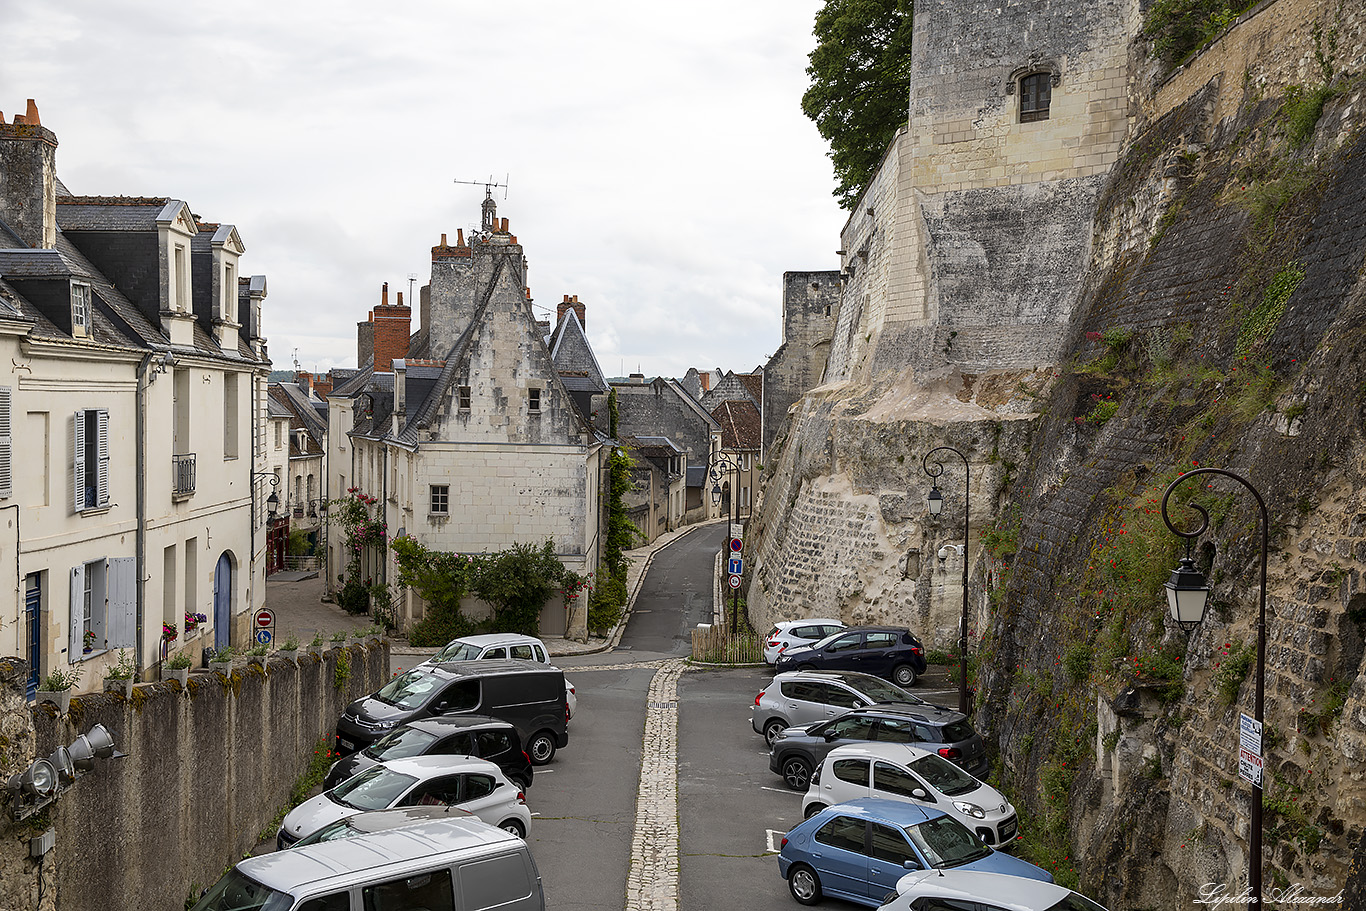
[781, 755, 813, 790]
[528, 731, 557, 765]
[764, 719, 788, 745]
[788, 863, 823, 905]
[893, 663, 917, 687]
[803, 802, 826, 820]
[499, 818, 527, 838]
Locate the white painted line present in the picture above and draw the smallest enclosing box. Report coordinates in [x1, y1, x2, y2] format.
[766, 829, 785, 853]
[761, 786, 800, 795]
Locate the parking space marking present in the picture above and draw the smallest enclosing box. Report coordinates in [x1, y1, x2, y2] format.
[765, 829, 784, 854]
[760, 786, 797, 795]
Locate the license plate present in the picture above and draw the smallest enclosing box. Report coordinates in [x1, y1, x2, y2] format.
[1000, 817, 1017, 841]
[339, 738, 354, 751]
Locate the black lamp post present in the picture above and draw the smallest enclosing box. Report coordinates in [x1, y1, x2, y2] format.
[923, 446, 970, 715]
[708, 450, 742, 632]
[1161, 467, 1267, 909]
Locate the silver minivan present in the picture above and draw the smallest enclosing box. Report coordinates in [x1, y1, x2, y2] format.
[751, 669, 931, 744]
[191, 816, 543, 911]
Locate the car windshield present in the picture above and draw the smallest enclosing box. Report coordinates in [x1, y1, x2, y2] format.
[1048, 894, 1109, 911]
[190, 869, 292, 911]
[432, 641, 482, 662]
[837, 675, 925, 705]
[806, 632, 844, 650]
[374, 670, 445, 710]
[329, 767, 418, 811]
[364, 727, 439, 761]
[907, 754, 979, 796]
[904, 815, 993, 868]
[292, 817, 358, 847]
[940, 719, 976, 743]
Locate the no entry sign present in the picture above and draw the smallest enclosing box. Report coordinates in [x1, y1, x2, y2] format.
[255, 608, 274, 628]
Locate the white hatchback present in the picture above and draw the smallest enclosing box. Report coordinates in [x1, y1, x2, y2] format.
[888, 869, 1110, 910]
[277, 755, 531, 850]
[763, 619, 846, 664]
[421, 633, 577, 718]
[802, 741, 1019, 848]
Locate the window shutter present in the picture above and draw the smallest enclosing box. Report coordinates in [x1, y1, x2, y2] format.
[69, 564, 85, 657]
[0, 386, 11, 499]
[73, 410, 86, 511]
[107, 557, 136, 648]
[96, 409, 110, 507]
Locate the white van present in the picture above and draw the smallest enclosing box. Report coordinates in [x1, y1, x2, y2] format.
[190, 816, 544, 911]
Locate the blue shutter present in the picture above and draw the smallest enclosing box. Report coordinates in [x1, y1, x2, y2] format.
[107, 557, 136, 648]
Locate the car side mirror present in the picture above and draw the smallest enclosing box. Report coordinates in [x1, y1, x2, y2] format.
[855, 700, 870, 708]
[824, 731, 840, 742]
[911, 788, 929, 800]
[902, 859, 922, 870]
[432, 702, 448, 714]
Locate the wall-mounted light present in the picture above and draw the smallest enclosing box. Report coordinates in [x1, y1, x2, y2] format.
[8, 723, 123, 821]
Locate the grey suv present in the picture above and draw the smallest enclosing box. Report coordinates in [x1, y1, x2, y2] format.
[768, 703, 988, 790]
[751, 670, 933, 745]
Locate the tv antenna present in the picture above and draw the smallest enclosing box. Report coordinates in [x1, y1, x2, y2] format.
[407, 273, 419, 301]
[453, 175, 509, 199]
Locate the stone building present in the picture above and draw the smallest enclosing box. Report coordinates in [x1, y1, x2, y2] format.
[611, 374, 720, 525]
[326, 197, 608, 638]
[622, 435, 686, 544]
[267, 377, 327, 562]
[0, 100, 272, 691]
[762, 270, 838, 453]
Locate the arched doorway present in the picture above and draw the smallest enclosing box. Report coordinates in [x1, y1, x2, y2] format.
[213, 552, 234, 650]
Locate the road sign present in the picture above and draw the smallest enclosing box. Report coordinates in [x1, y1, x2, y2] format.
[728, 557, 743, 575]
[255, 628, 273, 645]
[1239, 713, 1262, 786]
[255, 609, 274, 628]
[729, 537, 743, 553]
[728, 573, 741, 590]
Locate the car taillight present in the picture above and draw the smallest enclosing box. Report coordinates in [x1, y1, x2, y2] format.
[523, 751, 531, 765]
[912, 644, 924, 655]
[517, 790, 526, 803]
[938, 747, 961, 761]
[755, 690, 765, 706]
[566, 702, 571, 721]
[767, 637, 780, 647]
[780, 836, 789, 849]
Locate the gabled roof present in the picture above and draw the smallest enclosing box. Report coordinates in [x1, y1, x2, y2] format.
[270, 381, 328, 441]
[712, 399, 762, 450]
[548, 311, 607, 392]
[738, 370, 763, 402]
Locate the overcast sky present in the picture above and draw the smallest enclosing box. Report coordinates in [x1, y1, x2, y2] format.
[3, 1, 848, 379]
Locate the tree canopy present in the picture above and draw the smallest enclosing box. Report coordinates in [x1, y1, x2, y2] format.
[801, 0, 915, 209]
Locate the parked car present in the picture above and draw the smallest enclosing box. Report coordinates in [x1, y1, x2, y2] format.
[764, 619, 847, 664]
[335, 659, 568, 764]
[290, 805, 475, 848]
[887, 869, 1109, 911]
[277, 755, 532, 850]
[777, 798, 1051, 908]
[752, 670, 932, 745]
[324, 715, 534, 791]
[803, 742, 1018, 847]
[196, 816, 543, 911]
[774, 626, 927, 687]
[770, 703, 988, 790]
[421, 633, 577, 718]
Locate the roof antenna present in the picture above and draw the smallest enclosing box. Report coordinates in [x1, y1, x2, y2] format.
[292, 348, 300, 373]
[454, 175, 510, 235]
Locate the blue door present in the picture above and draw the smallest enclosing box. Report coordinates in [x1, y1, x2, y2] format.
[213, 554, 232, 650]
[25, 574, 40, 699]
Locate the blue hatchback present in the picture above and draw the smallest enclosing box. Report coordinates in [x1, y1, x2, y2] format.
[777, 798, 1051, 907]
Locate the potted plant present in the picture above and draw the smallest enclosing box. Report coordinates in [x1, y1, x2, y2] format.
[103, 649, 137, 698]
[246, 643, 270, 667]
[36, 668, 81, 713]
[82, 629, 96, 654]
[184, 611, 207, 636]
[307, 634, 325, 657]
[210, 646, 235, 675]
[164, 651, 193, 687]
[280, 635, 301, 659]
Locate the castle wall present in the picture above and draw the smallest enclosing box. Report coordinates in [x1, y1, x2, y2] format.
[763, 271, 838, 453]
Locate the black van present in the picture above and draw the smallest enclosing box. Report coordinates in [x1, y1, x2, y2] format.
[336, 659, 569, 764]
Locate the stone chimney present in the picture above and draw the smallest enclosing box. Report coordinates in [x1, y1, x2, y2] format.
[372, 283, 411, 373]
[557, 294, 586, 330]
[357, 312, 374, 368]
[0, 100, 58, 250]
[297, 370, 313, 394]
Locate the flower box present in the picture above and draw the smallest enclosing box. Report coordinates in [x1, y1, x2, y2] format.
[104, 678, 134, 699]
[164, 667, 189, 687]
[36, 689, 71, 713]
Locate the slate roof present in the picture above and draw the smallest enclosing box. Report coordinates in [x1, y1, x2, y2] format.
[55, 196, 174, 231]
[686, 465, 707, 489]
[712, 400, 762, 451]
[270, 382, 328, 441]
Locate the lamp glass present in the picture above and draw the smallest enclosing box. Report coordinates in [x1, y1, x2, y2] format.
[1164, 558, 1210, 626]
[23, 759, 57, 797]
[266, 491, 280, 515]
[711, 484, 722, 507]
[48, 746, 76, 785]
[927, 488, 944, 516]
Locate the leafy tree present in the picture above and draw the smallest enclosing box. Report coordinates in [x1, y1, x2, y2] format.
[802, 0, 915, 209]
[471, 541, 567, 636]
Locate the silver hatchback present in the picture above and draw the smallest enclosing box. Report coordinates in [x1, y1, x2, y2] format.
[750, 670, 931, 745]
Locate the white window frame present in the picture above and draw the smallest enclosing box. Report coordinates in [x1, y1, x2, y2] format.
[528, 387, 541, 414]
[69, 556, 134, 659]
[71, 282, 92, 337]
[458, 386, 472, 411]
[430, 484, 450, 516]
[73, 408, 110, 512]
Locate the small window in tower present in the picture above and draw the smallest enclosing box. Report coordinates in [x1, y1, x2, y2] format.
[458, 386, 471, 411]
[1020, 72, 1052, 122]
[528, 388, 541, 414]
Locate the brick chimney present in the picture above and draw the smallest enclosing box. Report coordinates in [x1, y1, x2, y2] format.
[556, 294, 586, 331]
[313, 375, 333, 398]
[297, 370, 313, 394]
[0, 100, 59, 250]
[371, 283, 411, 373]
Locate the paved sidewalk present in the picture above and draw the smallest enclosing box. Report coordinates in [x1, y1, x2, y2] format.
[263, 520, 722, 669]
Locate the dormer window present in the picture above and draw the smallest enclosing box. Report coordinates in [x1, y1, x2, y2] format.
[71, 283, 91, 337]
[1019, 72, 1053, 122]
[528, 387, 541, 414]
[174, 244, 189, 310]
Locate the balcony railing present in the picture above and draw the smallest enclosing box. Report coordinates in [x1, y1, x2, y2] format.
[172, 453, 196, 496]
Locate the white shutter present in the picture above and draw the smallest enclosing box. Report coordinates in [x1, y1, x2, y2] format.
[0, 386, 11, 498]
[107, 556, 136, 648]
[73, 410, 86, 511]
[69, 564, 85, 657]
[96, 409, 110, 507]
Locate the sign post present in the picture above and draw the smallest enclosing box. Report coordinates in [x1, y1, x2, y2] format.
[254, 608, 275, 647]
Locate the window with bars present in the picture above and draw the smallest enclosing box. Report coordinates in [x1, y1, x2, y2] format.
[430, 484, 450, 516]
[1020, 72, 1052, 122]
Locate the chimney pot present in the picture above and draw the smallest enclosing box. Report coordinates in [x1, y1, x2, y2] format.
[382, 282, 389, 305]
[500, 218, 508, 232]
[441, 233, 448, 246]
[457, 228, 465, 246]
[25, 99, 40, 126]
[397, 291, 403, 306]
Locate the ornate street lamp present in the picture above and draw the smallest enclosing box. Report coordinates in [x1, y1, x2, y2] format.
[1161, 468, 1268, 909]
[922, 446, 970, 714]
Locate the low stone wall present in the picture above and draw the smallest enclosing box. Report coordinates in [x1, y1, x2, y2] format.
[27, 643, 389, 911]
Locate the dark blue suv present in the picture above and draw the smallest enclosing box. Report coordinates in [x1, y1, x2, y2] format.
[774, 626, 927, 687]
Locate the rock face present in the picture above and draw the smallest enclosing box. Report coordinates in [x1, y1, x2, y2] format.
[751, 0, 1366, 904]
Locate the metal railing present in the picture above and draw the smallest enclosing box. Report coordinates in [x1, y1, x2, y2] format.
[172, 453, 196, 496]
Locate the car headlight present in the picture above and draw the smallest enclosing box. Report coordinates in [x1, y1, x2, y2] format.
[370, 717, 400, 731]
[953, 800, 987, 819]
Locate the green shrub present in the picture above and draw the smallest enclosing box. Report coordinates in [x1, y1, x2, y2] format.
[1215, 639, 1256, 705]
[1063, 644, 1093, 684]
[588, 575, 627, 633]
[1282, 83, 1339, 147]
[1237, 263, 1304, 356]
[1144, 0, 1256, 66]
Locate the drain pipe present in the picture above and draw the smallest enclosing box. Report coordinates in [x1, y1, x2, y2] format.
[134, 351, 155, 675]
